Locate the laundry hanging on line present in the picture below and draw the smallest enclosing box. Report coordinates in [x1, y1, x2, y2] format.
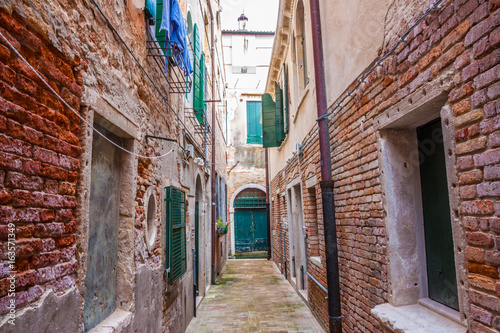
[159, 0, 193, 76]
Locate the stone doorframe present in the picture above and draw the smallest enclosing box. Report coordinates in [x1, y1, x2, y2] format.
[229, 184, 267, 254]
[78, 98, 139, 331]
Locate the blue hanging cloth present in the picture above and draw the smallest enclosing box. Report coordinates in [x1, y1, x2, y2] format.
[159, 0, 171, 40]
[170, 0, 193, 76]
[160, 0, 193, 76]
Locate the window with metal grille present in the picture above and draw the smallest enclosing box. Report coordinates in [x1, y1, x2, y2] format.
[234, 188, 266, 209]
[165, 186, 187, 284]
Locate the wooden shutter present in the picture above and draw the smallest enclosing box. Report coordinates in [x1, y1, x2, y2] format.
[282, 64, 290, 133]
[275, 82, 285, 142]
[193, 24, 205, 125]
[155, 0, 167, 55]
[165, 186, 187, 284]
[262, 94, 278, 148]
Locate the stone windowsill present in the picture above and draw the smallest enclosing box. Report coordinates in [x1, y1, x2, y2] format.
[310, 256, 322, 269]
[371, 303, 466, 333]
[88, 309, 132, 333]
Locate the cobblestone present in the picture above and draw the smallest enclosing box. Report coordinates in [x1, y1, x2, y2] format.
[186, 259, 324, 333]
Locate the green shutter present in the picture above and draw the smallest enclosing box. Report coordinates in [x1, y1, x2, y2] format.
[246, 101, 263, 144]
[282, 64, 290, 133]
[155, 0, 168, 55]
[262, 94, 278, 148]
[275, 82, 285, 141]
[145, 0, 156, 18]
[193, 24, 205, 125]
[165, 186, 187, 284]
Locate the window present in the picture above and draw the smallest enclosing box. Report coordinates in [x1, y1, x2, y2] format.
[246, 101, 263, 144]
[165, 186, 187, 284]
[295, 1, 308, 90]
[144, 187, 158, 251]
[373, 84, 465, 328]
[417, 119, 458, 310]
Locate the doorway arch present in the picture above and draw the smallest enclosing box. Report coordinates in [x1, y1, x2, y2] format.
[229, 184, 267, 254]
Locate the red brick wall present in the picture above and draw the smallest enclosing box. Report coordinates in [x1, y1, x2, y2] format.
[0, 11, 83, 315]
[271, 0, 500, 331]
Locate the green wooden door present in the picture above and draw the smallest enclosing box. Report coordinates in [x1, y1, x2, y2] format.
[234, 209, 267, 252]
[247, 101, 263, 144]
[418, 119, 458, 310]
[252, 209, 267, 251]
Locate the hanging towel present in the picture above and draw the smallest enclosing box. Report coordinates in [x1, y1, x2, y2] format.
[159, 0, 193, 76]
[181, 40, 193, 76]
[170, 0, 193, 76]
[159, 0, 171, 40]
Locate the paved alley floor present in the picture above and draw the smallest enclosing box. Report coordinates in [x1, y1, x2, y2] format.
[186, 259, 325, 333]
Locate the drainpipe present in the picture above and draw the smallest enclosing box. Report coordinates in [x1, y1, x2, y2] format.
[308, 0, 342, 332]
[265, 148, 271, 260]
[209, 3, 217, 285]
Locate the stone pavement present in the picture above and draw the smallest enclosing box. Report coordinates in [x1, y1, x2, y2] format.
[186, 259, 325, 333]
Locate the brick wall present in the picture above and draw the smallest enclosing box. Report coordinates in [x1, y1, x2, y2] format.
[0, 10, 82, 315]
[270, 0, 500, 331]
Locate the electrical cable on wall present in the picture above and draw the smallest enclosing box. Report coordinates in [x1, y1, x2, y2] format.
[89, 0, 206, 149]
[0, 31, 176, 160]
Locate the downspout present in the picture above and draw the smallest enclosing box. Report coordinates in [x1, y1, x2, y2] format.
[308, 0, 342, 332]
[265, 148, 271, 260]
[209, 2, 217, 285]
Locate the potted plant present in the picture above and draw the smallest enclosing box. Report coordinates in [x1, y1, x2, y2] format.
[216, 219, 229, 236]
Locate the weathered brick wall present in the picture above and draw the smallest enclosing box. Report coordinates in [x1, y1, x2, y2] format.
[0, 10, 82, 315]
[271, 0, 500, 331]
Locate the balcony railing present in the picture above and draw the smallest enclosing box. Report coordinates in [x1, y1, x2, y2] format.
[146, 36, 192, 94]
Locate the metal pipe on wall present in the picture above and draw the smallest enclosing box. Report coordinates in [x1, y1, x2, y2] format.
[308, 0, 343, 331]
[209, 0, 217, 285]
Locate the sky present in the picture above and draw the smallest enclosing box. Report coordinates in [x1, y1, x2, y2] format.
[221, 0, 279, 31]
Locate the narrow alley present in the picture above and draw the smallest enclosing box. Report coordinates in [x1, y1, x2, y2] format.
[186, 260, 323, 333]
[0, 0, 499, 332]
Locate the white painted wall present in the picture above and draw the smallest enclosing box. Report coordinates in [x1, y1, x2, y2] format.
[223, 31, 274, 146]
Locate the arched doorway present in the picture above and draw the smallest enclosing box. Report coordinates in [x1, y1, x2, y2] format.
[233, 187, 267, 253]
